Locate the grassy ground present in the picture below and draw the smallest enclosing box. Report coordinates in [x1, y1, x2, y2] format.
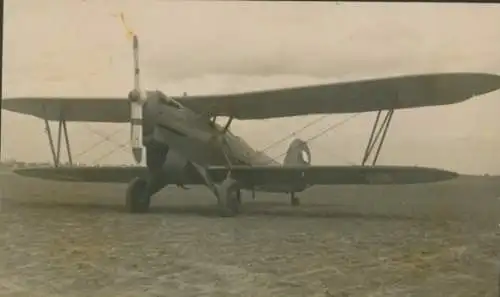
[0, 173, 498, 297]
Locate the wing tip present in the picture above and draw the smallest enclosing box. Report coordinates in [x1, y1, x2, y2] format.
[457, 72, 500, 97]
[411, 166, 460, 184]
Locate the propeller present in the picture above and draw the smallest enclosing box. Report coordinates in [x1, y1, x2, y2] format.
[128, 34, 146, 164]
[118, 13, 145, 164]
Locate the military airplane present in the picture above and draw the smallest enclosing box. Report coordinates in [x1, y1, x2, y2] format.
[3, 34, 500, 217]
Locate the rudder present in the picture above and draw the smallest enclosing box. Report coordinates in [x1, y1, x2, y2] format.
[283, 138, 311, 166]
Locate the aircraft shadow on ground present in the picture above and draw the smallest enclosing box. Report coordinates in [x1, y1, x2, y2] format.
[10, 200, 421, 222]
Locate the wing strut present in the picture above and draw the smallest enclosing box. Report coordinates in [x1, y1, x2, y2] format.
[42, 105, 73, 167]
[361, 109, 394, 166]
[218, 116, 235, 170]
[222, 117, 233, 133]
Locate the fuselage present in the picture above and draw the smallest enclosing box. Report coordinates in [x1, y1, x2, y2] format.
[142, 91, 309, 194]
[143, 91, 279, 168]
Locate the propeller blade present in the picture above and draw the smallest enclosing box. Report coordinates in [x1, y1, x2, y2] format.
[129, 34, 145, 164]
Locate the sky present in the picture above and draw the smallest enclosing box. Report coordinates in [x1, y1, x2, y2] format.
[2, 1, 500, 175]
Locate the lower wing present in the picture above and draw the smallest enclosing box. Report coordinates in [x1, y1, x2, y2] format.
[12, 165, 458, 186]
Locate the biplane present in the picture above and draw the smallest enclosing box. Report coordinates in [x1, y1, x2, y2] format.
[3, 35, 500, 217]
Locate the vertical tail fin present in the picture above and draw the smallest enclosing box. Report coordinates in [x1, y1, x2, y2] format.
[283, 138, 311, 166]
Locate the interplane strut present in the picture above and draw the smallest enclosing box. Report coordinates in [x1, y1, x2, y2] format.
[43, 106, 73, 167]
[361, 109, 394, 166]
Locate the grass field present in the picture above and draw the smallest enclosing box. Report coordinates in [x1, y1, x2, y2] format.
[0, 172, 498, 297]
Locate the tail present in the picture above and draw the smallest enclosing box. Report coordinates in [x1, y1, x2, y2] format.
[283, 138, 311, 166]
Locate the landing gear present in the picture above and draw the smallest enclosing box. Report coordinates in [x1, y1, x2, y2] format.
[193, 116, 244, 217]
[191, 160, 242, 217]
[236, 189, 242, 204]
[216, 180, 241, 217]
[215, 117, 244, 217]
[126, 177, 151, 213]
[290, 192, 300, 207]
[125, 143, 169, 214]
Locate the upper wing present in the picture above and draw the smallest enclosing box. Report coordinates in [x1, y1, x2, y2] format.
[4, 72, 500, 122]
[12, 164, 458, 185]
[180, 72, 500, 119]
[2, 97, 129, 122]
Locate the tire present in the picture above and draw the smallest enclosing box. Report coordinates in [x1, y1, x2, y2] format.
[126, 177, 151, 213]
[217, 187, 241, 217]
[291, 192, 300, 207]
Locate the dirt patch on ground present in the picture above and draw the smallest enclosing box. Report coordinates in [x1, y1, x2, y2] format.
[0, 173, 498, 297]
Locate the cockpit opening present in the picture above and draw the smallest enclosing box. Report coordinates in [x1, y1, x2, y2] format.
[157, 90, 183, 109]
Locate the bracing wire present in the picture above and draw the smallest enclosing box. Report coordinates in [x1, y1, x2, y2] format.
[73, 126, 126, 159]
[259, 114, 330, 153]
[75, 113, 360, 166]
[92, 141, 130, 165]
[68, 124, 129, 165]
[269, 113, 362, 163]
[77, 13, 135, 166]
[306, 113, 362, 143]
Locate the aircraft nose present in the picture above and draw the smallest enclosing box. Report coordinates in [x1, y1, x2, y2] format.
[128, 89, 141, 102]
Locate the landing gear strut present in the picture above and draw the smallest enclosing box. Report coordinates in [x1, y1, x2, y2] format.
[290, 192, 300, 206]
[216, 117, 244, 216]
[216, 178, 241, 217]
[194, 116, 242, 217]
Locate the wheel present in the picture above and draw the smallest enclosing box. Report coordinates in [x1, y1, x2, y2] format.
[236, 189, 242, 204]
[290, 193, 300, 207]
[217, 186, 241, 217]
[126, 177, 151, 213]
